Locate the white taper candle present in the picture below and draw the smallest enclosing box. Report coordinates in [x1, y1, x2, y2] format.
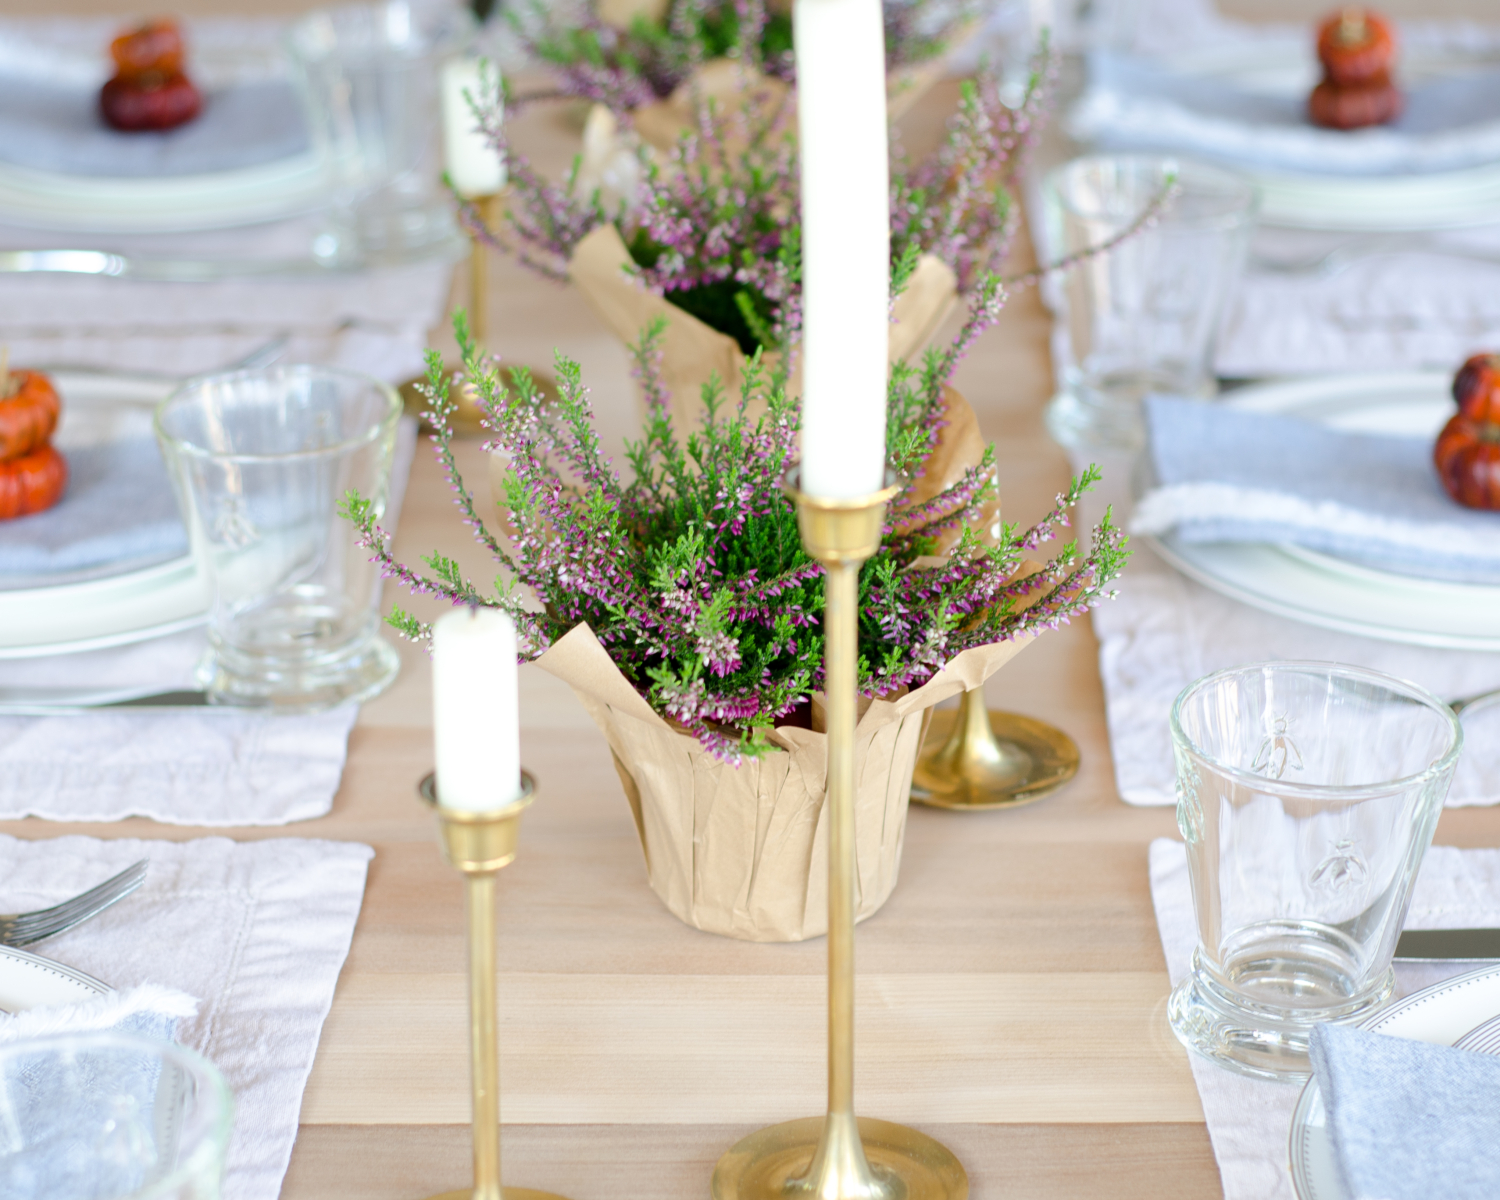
[432, 607, 520, 812]
[441, 58, 506, 198]
[794, 0, 891, 499]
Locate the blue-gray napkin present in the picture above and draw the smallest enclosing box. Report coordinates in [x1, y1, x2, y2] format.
[1311, 1022, 1500, 1200]
[1076, 50, 1500, 177]
[1133, 394, 1500, 585]
[0, 435, 187, 583]
[0, 75, 308, 178]
[0, 985, 198, 1200]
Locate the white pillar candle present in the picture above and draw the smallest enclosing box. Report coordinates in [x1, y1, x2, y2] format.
[794, 0, 891, 500]
[432, 607, 521, 812]
[441, 58, 506, 198]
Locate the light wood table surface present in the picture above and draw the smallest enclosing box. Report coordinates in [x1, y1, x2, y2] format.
[5, 5, 1499, 1197]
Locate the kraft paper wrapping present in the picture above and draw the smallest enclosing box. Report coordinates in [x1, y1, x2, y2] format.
[534, 622, 1029, 941]
[567, 221, 957, 431]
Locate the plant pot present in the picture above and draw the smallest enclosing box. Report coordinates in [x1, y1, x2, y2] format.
[566, 221, 957, 432]
[533, 621, 1028, 941]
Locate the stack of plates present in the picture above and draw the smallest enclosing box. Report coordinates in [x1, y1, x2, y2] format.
[0, 371, 209, 658]
[1147, 373, 1500, 651]
[1291, 964, 1500, 1199]
[0, 36, 323, 233]
[1073, 34, 1500, 230]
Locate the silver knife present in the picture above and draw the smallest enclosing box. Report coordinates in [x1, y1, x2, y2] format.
[1395, 929, 1500, 961]
[0, 687, 213, 715]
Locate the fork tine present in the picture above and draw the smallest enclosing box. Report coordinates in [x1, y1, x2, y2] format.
[4, 860, 148, 945]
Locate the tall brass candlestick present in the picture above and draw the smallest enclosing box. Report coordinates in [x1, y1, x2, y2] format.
[712, 478, 967, 1200]
[418, 771, 571, 1200]
[468, 194, 501, 346]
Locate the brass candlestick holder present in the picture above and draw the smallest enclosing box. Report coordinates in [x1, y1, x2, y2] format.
[712, 476, 968, 1200]
[909, 688, 1079, 811]
[467, 193, 502, 346]
[418, 771, 571, 1200]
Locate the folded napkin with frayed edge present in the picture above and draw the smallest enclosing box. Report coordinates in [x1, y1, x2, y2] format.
[1311, 1021, 1500, 1200]
[1132, 394, 1500, 585]
[0, 981, 198, 1043]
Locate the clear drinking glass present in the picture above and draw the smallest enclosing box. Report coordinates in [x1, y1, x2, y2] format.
[286, 1, 472, 265]
[1168, 662, 1463, 1081]
[1042, 154, 1258, 451]
[0, 1032, 233, 1200]
[156, 366, 402, 711]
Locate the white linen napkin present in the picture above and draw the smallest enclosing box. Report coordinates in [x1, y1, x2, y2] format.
[1220, 225, 1500, 378]
[1, 834, 374, 1200]
[1150, 838, 1500, 1200]
[0, 417, 415, 827]
[1093, 545, 1500, 808]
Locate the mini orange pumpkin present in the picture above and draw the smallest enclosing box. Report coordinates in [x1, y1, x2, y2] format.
[1452, 353, 1500, 424]
[1435, 415, 1500, 512]
[1317, 7, 1398, 87]
[0, 444, 67, 521]
[1309, 77, 1402, 130]
[0, 369, 61, 463]
[109, 19, 186, 78]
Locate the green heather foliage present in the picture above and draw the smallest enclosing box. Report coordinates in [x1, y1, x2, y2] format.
[343, 309, 1128, 762]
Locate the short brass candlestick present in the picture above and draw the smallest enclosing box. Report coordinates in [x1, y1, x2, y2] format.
[909, 688, 1079, 810]
[418, 771, 571, 1200]
[712, 476, 967, 1200]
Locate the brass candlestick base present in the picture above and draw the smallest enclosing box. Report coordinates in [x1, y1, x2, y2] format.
[714, 1116, 966, 1200]
[713, 475, 967, 1200]
[430, 1191, 570, 1200]
[910, 688, 1079, 811]
[418, 772, 574, 1200]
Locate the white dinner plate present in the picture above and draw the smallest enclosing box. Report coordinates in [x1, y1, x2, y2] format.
[1153, 38, 1500, 231]
[1146, 372, 1500, 651]
[0, 370, 209, 658]
[0, 944, 111, 1013]
[0, 152, 326, 235]
[1289, 963, 1500, 1200]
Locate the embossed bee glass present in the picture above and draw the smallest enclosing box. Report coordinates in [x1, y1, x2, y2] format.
[0, 1031, 233, 1199]
[1167, 662, 1462, 1081]
[156, 366, 401, 711]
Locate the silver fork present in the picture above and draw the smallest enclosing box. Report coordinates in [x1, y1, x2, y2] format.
[0, 860, 148, 948]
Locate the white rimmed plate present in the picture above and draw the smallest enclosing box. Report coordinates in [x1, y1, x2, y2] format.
[1289, 963, 1500, 1200]
[0, 370, 209, 658]
[0, 944, 111, 1012]
[0, 152, 327, 235]
[1146, 372, 1500, 651]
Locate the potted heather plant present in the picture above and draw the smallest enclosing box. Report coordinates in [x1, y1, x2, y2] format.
[507, 0, 977, 123]
[343, 301, 1128, 941]
[460, 45, 1058, 432]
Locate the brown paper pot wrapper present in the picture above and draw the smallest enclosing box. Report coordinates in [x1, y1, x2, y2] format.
[533, 622, 1029, 941]
[567, 221, 957, 432]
